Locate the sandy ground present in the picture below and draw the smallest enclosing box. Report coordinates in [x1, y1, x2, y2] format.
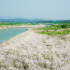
[11, 24, 45, 28]
[0, 24, 45, 30]
[0, 28, 70, 70]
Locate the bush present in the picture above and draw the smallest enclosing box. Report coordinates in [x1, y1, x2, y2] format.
[61, 23, 67, 28]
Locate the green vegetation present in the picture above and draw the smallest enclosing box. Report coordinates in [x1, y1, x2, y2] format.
[0, 23, 32, 30]
[0, 23, 25, 25]
[36, 23, 70, 30]
[61, 23, 68, 28]
[40, 29, 70, 36]
[35, 23, 70, 36]
[0, 22, 41, 25]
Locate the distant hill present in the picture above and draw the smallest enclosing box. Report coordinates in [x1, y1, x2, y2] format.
[0, 18, 70, 23]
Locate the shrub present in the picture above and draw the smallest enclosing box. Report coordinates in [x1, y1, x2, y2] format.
[61, 23, 67, 28]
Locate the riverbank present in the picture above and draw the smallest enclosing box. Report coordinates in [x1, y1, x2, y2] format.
[0, 25, 10, 30]
[0, 24, 45, 30]
[0, 27, 70, 70]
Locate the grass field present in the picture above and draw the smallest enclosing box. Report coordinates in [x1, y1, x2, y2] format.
[35, 23, 70, 36]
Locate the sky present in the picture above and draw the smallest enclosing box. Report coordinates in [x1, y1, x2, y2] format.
[0, 0, 70, 20]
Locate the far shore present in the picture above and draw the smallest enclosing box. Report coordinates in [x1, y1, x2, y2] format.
[0, 24, 46, 30]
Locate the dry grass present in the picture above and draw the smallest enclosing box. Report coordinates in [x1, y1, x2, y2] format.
[0, 30, 70, 70]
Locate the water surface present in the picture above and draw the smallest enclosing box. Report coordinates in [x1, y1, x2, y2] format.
[0, 28, 28, 44]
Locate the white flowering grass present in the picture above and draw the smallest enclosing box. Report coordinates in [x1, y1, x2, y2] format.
[0, 30, 70, 70]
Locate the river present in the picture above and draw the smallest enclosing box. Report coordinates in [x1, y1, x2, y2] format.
[0, 28, 28, 44]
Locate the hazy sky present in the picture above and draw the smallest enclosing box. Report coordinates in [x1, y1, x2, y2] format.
[0, 0, 70, 20]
